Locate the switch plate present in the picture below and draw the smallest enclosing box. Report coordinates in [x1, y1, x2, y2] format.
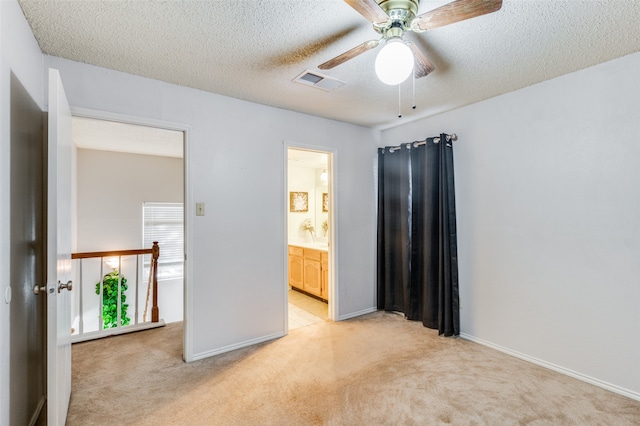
[196, 202, 205, 216]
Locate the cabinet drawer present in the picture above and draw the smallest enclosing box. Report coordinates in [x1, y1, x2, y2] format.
[288, 246, 303, 257]
[303, 248, 322, 261]
[321, 251, 328, 262]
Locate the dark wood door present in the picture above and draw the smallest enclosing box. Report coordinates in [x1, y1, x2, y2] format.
[10, 72, 46, 425]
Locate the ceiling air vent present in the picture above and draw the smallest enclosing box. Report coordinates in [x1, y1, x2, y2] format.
[293, 70, 345, 92]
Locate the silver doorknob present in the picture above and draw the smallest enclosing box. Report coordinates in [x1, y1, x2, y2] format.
[33, 285, 47, 295]
[58, 280, 73, 293]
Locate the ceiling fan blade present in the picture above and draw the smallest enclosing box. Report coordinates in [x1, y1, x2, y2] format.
[344, 0, 390, 25]
[318, 39, 380, 70]
[412, 0, 502, 31]
[407, 42, 435, 78]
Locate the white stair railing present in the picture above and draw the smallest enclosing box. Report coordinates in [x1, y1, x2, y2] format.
[70, 242, 163, 343]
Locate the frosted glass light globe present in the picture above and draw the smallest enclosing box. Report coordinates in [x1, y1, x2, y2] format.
[375, 39, 414, 85]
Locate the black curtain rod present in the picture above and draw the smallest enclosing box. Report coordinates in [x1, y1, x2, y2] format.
[384, 133, 458, 153]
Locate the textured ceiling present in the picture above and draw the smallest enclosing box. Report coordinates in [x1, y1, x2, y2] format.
[288, 148, 329, 169]
[72, 117, 184, 158]
[18, 0, 640, 129]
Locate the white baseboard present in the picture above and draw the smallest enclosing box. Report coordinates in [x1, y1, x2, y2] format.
[337, 306, 377, 321]
[191, 331, 285, 361]
[460, 333, 640, 402]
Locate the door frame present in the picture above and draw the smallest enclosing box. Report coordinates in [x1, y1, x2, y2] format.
[283, 142, 338, 329]
[69, 107, 195, 361]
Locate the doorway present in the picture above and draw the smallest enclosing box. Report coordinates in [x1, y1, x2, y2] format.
[70, 113, 188, 354]
[286, 147, 334, 330]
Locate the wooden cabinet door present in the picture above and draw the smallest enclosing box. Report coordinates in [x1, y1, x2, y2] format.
[303, 259, 322, 297]
[288, 255, 304, 290]
[320, 265, 328, 299]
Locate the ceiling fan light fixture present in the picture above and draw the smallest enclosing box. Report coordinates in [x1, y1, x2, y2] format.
[375, 38, 414, 85]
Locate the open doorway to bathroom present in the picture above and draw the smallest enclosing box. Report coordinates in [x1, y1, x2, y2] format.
[287, 148, 332, 330]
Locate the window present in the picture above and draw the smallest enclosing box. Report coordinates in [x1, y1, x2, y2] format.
[143, 202, 184, 280]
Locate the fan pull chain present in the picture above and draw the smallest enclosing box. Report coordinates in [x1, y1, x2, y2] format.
[398, 84, 402, 118]
[412, 73, 416, 110]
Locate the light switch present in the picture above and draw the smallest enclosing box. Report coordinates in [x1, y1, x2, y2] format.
[196, 202, 205, 216]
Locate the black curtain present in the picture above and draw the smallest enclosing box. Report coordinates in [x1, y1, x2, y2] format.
[377, 134, 460, 336]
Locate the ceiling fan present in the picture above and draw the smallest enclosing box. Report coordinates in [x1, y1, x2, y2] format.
[318, 0, 503, 85]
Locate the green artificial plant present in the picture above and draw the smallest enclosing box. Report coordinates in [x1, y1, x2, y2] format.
[95, 270, 131, 328]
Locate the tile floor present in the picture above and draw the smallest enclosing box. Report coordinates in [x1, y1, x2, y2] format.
[288, 289, 328, 330]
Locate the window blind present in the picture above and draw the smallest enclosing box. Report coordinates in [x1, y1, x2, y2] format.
[143, 202, 184, 280]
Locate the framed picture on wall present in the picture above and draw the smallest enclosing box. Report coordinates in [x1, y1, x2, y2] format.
[322, 193, 329, 212]
[290, 192, 308, 212]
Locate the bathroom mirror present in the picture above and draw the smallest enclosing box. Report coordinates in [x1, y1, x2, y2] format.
[287, 149, 329, 246]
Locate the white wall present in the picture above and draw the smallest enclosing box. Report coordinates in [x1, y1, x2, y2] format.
[381, 52, 640, 399]
[44, 55, 379, 359]
[76, 148, 184, 323]
[76, 148, 183, 250]
[0, 1, 45, 424]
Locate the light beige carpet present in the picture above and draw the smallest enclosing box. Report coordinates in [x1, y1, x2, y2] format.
[67, 312, 640, 425]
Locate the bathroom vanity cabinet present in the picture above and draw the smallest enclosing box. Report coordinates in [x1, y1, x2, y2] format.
[288, 245, 328, 300]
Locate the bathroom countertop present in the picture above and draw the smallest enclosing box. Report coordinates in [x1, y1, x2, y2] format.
[288, 242, 329, 252]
